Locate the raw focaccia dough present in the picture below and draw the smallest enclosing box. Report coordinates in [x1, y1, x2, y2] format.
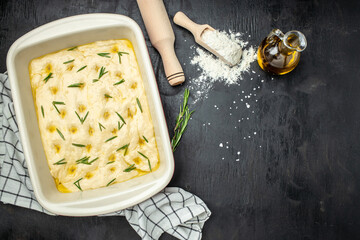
[29, 39, 159, 193]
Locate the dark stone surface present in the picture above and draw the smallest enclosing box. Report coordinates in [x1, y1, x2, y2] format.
[1, 0, 360, 239]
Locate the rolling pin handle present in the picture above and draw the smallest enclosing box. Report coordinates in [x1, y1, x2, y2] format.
[156, 43, 185, 86]
[137, 0, 185, 86]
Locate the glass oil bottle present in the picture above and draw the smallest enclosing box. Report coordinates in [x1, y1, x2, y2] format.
[257, 29, 307, 75]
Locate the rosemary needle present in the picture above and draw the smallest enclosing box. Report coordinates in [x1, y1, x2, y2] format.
[148, 159, 152, 172]
[41, 106, 44, 118]
[136, 98, 143, 113]
[106, 161, 115, 165]
[105, 136, 117, 143]
[104, 94, 113, 99]
[43, 73, 53, 83]
[106, 178, 116, 187]
[53, 158, 66, 165]
[72, 143, 86, 147]
[77, 65, 87, 72]
[142, 135, 148, 143]
[114, 79, 125, 85]
[67, 46, 77, 51]
[88, 157, 99, 164]
[82, 111, 89, 123]
[56, 128, 65, 141]
[63, 59, 74, 64]
[68, 83, 84, 88]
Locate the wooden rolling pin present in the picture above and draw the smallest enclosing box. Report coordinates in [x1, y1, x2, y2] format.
[137, 0, 185, 86]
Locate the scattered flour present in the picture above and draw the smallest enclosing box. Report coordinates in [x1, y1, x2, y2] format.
[189, 30, 257, 103]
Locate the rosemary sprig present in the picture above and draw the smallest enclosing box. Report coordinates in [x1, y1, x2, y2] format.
[76, 156, 90, 164]
[124, 164, 136, 172]
[43, 73, 53, 83]
[115, 112, 126, 124]
[73, 178, 83, 191]
[56, 128, 65, 140]
[114, 79, 125, 85]
[171, 89, 194, 152]
[106, 178, 116, 187]
[53, 158, 66, 165]
[52, 101, 65, 114]
[41, 106, 44, 118]
[63, 59, 74, 64]
[98, 67, 108, 79]
[99, 122, 106, 131]
[75, 111, 89, 124]
[116, 143, 129, 156]
[105, 136, 117, 143]
[104, 94, 113, 99]
[93, 66, 108, 82]
[72, 143, 86, 147]
[77, 65, 87, 72]
[106, 161, 115, 165]
[117, 51, 129, 64]
[97, 52, 111, 58]
[67, 46, 78, 51]
[68, 83, 84, 88]
[136, 98, 143, 113]
[143, 135, 148, 143]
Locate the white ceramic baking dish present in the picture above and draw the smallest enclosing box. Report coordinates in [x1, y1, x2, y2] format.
[6, 14, 174, 216]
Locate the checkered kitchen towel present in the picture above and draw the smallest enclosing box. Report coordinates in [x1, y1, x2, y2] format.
[0, 73, 211, 240]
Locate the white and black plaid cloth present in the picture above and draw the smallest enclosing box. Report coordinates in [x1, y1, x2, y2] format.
[0, 73, 211, 240]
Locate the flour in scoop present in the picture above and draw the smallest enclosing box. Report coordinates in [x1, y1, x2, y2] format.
[189, 30, 257, 103]
[201, 29, 242, 66]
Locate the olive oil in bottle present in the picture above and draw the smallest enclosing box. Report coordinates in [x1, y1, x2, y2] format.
[257, 29, 307, 75]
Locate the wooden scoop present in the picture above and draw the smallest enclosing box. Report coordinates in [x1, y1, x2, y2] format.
[174, 11, 236, 67]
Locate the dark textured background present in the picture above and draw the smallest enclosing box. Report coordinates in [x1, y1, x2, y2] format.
[1, 0, 360, 239]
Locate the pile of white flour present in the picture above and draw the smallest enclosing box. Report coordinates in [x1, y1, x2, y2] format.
[201, 29, 243, 66]
[189, 30, 257, 103]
